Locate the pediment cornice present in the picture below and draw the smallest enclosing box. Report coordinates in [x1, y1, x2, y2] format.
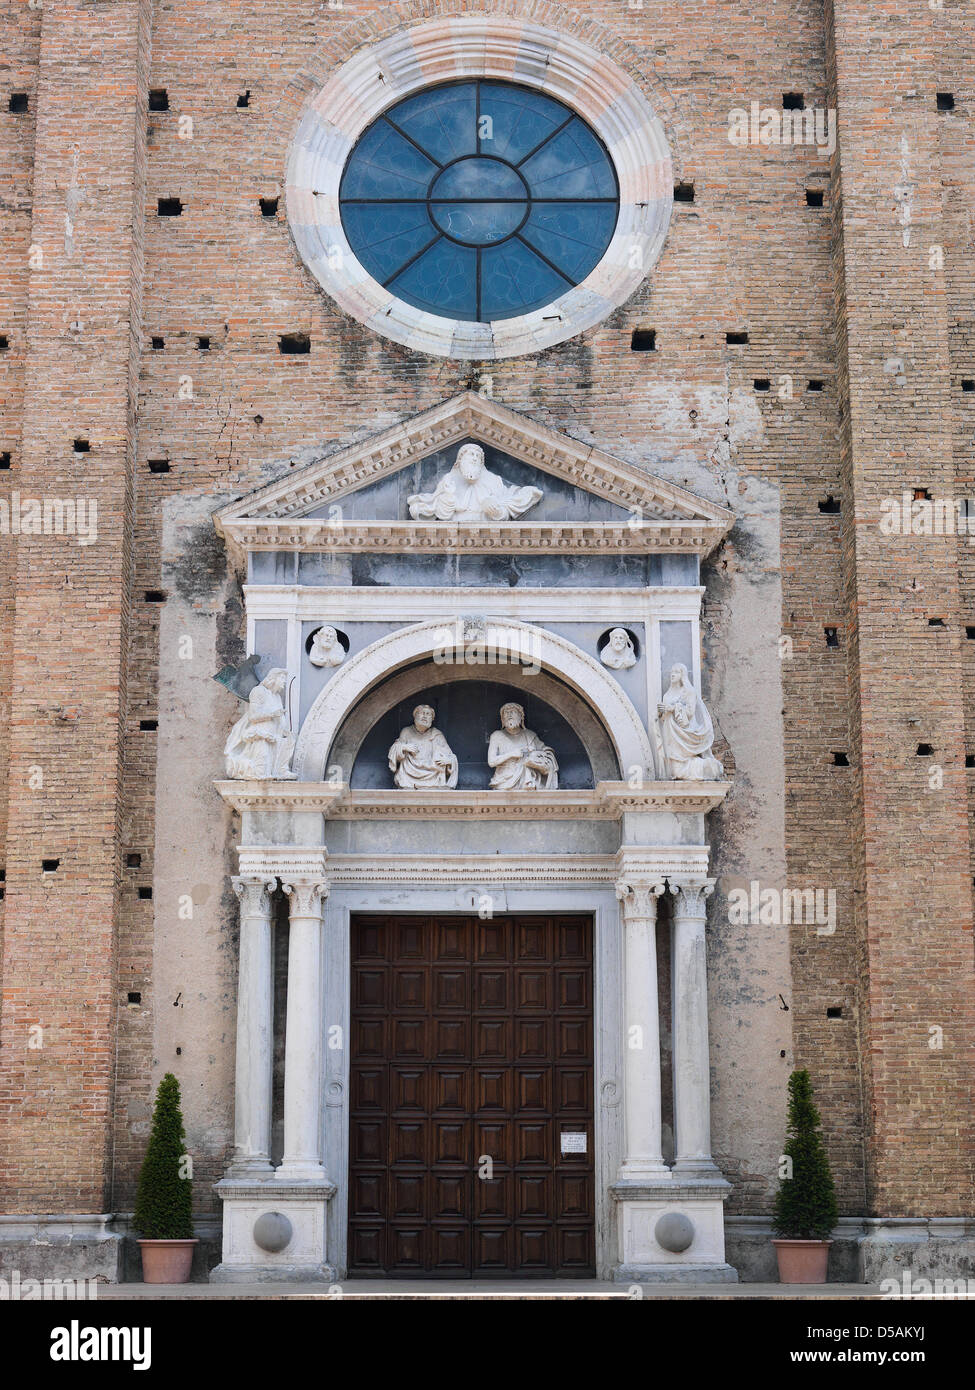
[214, 393, 734, 559]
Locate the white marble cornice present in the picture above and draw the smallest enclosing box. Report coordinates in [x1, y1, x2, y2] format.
[215, 780, 731, 820]
[221, 519, 725, 558]
[241, 585, 705, 623]
[325, 855, 619, 886]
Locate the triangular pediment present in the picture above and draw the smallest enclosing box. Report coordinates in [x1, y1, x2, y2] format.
[214, 393, 734, 557]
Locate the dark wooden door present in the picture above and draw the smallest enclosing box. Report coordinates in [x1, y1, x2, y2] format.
[348, 914, 595, 1277]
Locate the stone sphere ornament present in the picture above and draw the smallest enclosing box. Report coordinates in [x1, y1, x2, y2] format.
[253, 1211, 293, 1254]
[655, 1211, 695, 1253]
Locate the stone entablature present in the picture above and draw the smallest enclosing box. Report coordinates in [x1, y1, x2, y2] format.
[217, 780, 729, 820]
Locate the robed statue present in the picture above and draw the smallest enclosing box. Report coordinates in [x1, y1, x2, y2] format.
[388, 704, 459, 789]
[407, 443, 543, 523]
[655, 663, 724, 781]
[487, 702, 559, 791]
[223, 668, 296, 779]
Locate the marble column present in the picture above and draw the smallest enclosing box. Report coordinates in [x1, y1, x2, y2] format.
[228, 875, 277, 1175]
[670, 877, 720, 1178]
[615, 878, 670, 1180]
[277, 876, 329, 1182]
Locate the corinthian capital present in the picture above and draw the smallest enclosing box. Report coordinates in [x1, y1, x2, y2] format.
[231, 876, 276, 917]
[615, 879, 666, 921]
[669, 877, 716, 921]
[282, 878, 329, 918]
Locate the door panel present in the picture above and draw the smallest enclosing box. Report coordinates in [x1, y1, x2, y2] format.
[348, 913, 595, 1278]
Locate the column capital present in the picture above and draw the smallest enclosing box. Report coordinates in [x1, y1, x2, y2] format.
[282, 878, 329, 918]
[669, 877, 716, 921]
[231, 876, 276, 914]
[615, 879, 666, 921]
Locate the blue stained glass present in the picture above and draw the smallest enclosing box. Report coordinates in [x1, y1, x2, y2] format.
[387, 82, 477, 164]
[478, 83, 567, 163]
[340, 80, 618, 321]
[339, 122, 438, 199]
[520, 120, 617, 198]
[480, 239, 569, 320]
[340, 204, 436, 284]
[389, 239, 477, 320]
[521, 202, 618, 281]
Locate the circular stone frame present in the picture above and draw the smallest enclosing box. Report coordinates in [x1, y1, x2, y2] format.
[285, 16, 673, 360]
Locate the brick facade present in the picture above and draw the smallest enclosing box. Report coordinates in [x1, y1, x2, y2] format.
[0, 0, 971, 1247]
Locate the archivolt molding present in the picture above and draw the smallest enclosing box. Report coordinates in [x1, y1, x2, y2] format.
[284, 15, 674, 359]
[329, 659, 620, 785]
[292, 617, 655, 781]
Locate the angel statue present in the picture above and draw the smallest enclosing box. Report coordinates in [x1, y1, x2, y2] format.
[223, 668, 296, 779]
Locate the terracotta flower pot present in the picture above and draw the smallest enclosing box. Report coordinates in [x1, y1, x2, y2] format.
[772, 1238, 832, 1283]
[138, 1238, 198, 1284]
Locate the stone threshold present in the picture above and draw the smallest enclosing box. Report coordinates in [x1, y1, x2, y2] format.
[95, 1281, 884, 1300]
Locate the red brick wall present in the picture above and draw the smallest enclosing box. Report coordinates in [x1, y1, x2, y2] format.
[0, 0, 149, 1213]
[825, 0, 975, 1216]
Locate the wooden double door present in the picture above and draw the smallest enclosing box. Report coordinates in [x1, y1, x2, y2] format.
[348, 913, 595, 1277]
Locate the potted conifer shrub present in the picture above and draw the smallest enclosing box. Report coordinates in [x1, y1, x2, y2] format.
[772, 1068, 838, 1283]
[133, 1072, 197, 1283]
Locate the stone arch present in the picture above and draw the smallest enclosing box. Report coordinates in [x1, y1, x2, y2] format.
[332, 664, 620, 786]
[293, 618, 655, 781]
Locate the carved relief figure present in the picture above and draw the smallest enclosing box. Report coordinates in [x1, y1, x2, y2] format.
[655, 663, 724, 781]
[487, 701, 559, 791]
[309, 624, 346, 668]
[407, 443, 543, 523]
[600, 627, 637, 671]
[388, 704, 459, 789]
[223, 668, 296, 779]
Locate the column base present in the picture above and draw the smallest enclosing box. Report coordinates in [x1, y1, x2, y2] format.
[225, 1158, 275, 1179]
[671, 1158, 726, 1182]
[274, 1162, 328, 1182]
[213, 1178, 335, 1284]
[612, 1179, 733, 1282]
[618, 1160, 673, 1183]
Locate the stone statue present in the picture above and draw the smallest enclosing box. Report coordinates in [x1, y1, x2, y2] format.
[388, 704, 459, 789]
[655, 663, 724, 781]
[223, 668, 296, 779]
[407, 442, 543, 523]
[487, 701, 559, 791]
[601, 627, 637, 670]
[308, 624, 345, 668]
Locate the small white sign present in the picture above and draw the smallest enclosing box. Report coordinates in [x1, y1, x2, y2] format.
[560, 1131, 587, 1155]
